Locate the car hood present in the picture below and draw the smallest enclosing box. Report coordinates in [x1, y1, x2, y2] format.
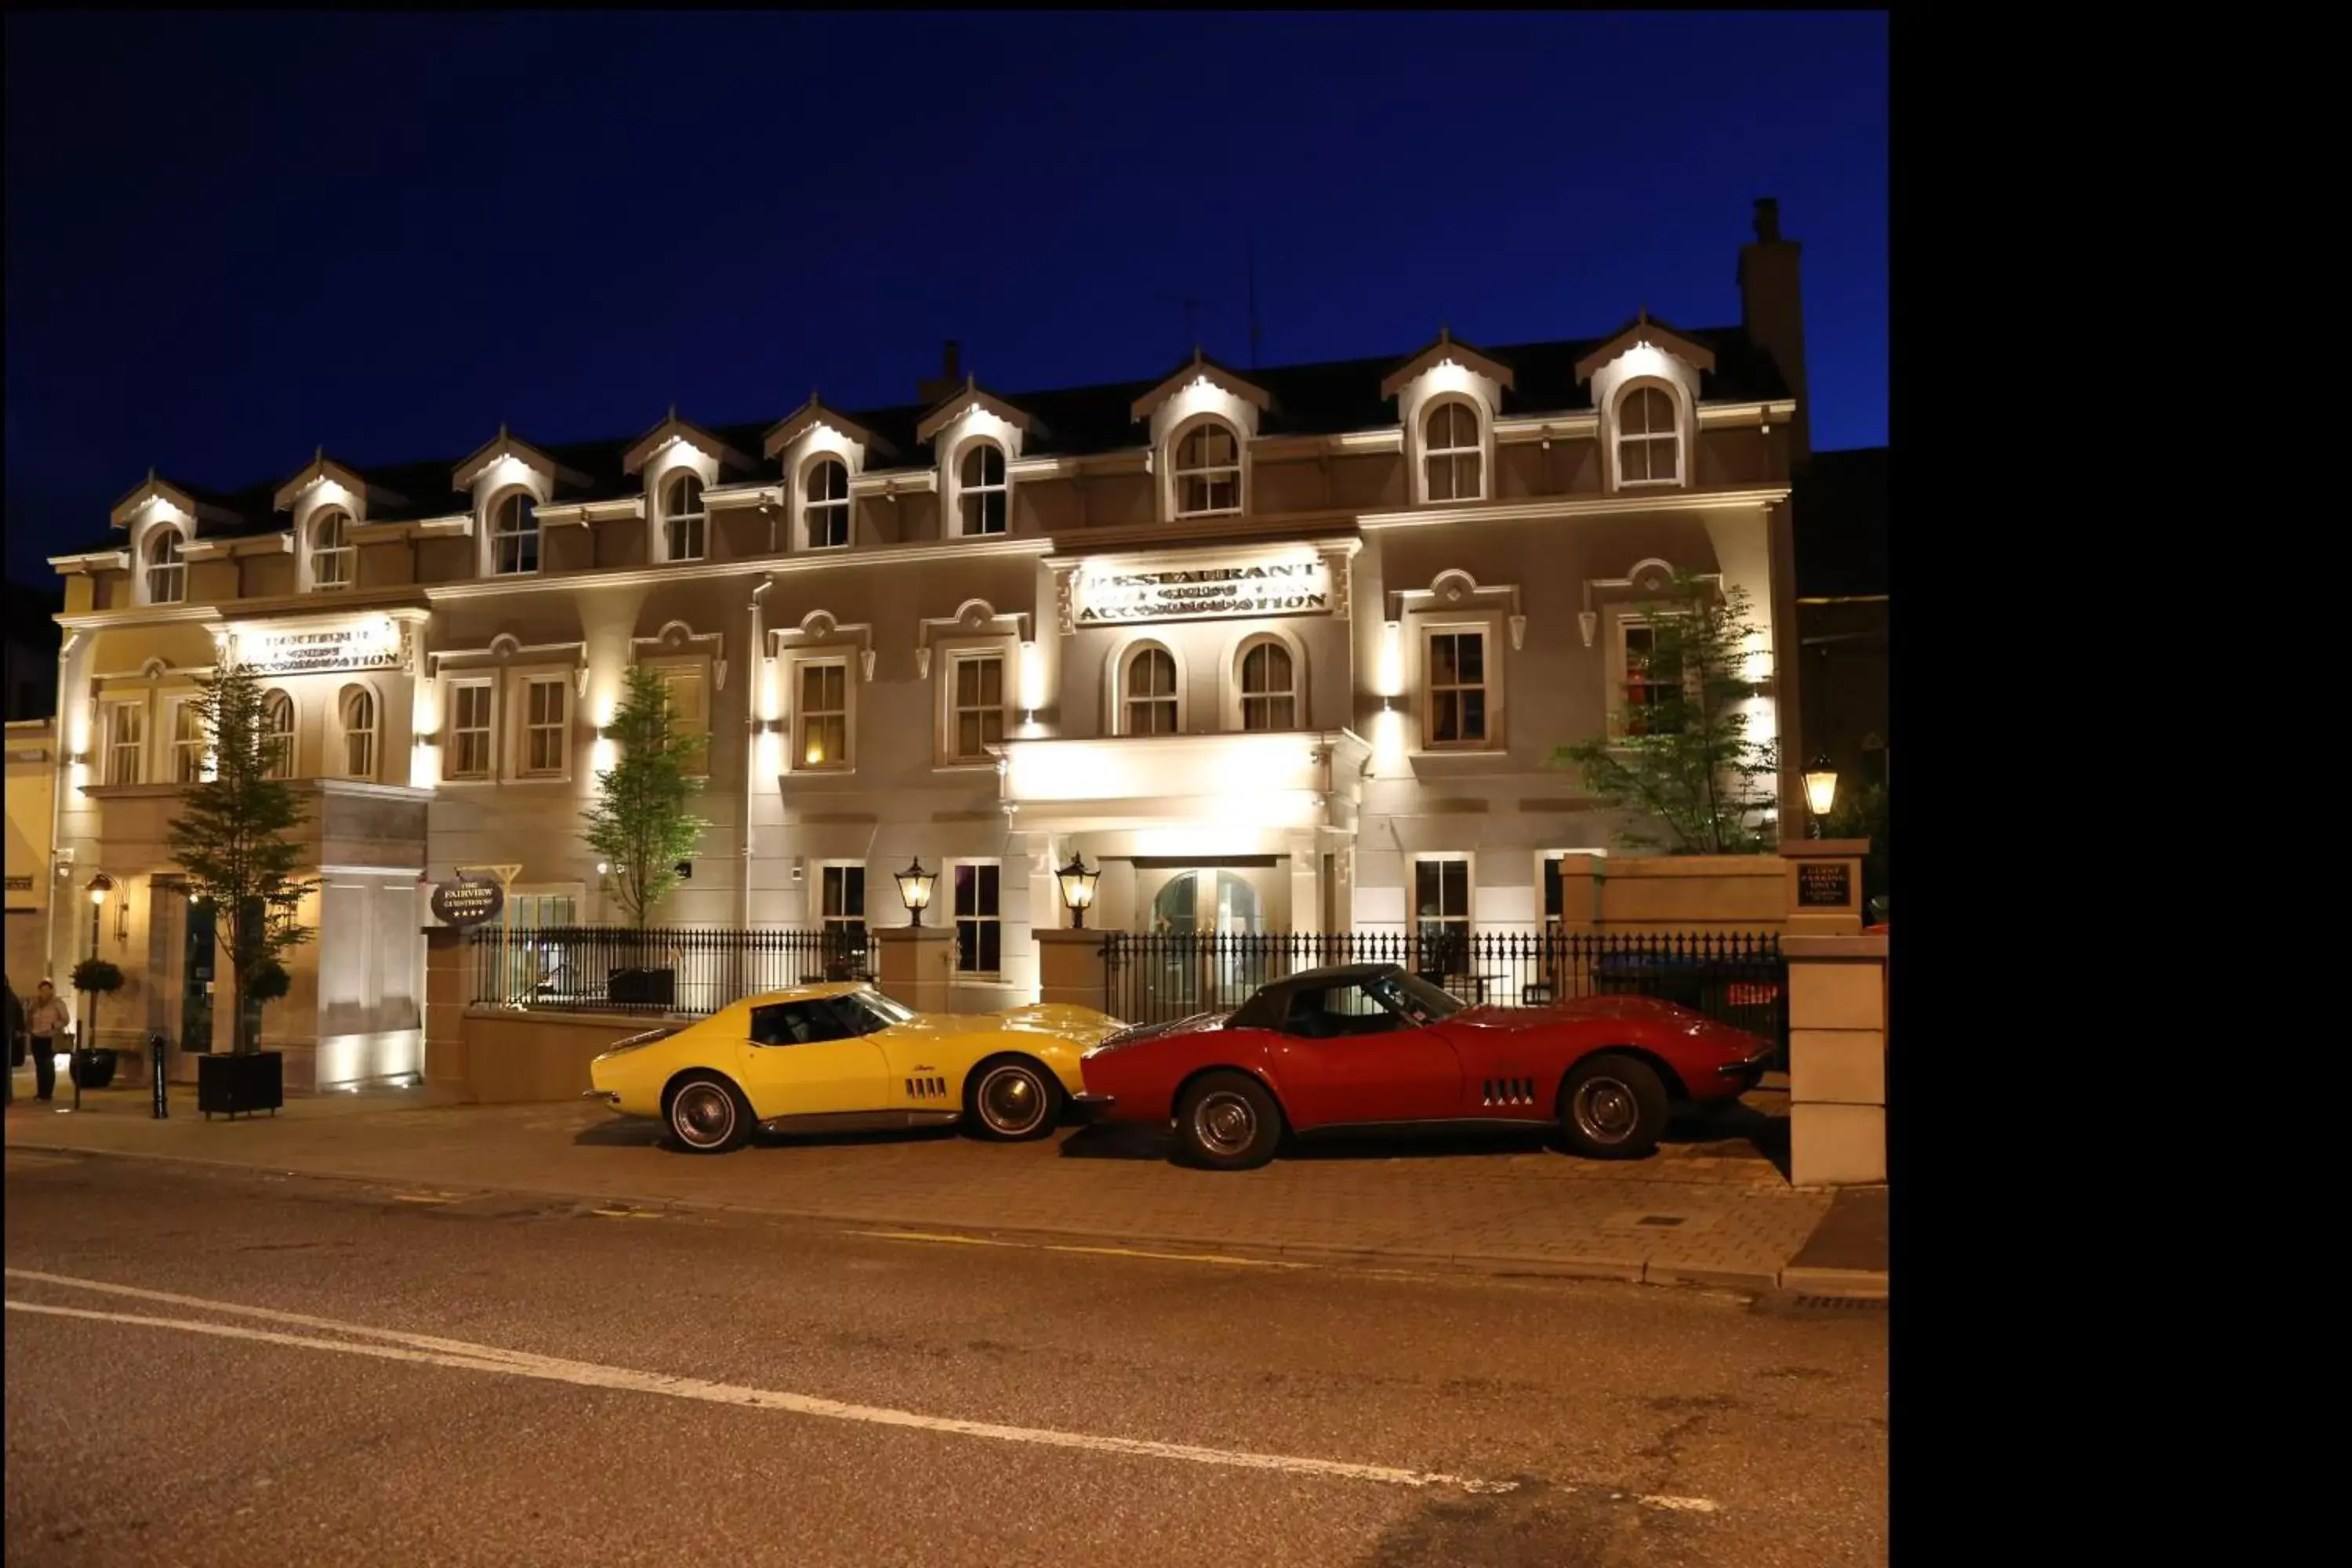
[1453, 994, 1766, 1050]
[1082, 1010, 1231, 1058]
[881, 1004, 1124, 1047]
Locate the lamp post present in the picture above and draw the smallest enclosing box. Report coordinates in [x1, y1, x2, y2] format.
[1802, 754, 1839, 840]
[895, 858, 936, 927]
[1055, 854, 1101, 930]
[86, 872, 113, 960]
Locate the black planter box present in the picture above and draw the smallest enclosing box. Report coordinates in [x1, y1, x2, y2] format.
[197, 1051, 283, 1119]
[70, 1048, 119, 1090]
[606, 968, 676, 1008]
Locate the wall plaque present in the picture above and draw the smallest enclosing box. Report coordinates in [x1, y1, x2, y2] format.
[1796, 861, 1854, 909]
[430, 876, 504, 929]
[1074, 557, 1332, 626]
[241, 620, 403, 677]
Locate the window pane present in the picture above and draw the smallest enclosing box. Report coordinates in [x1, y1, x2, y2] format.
[954, 863, 978, 916]
[978, 658, 1002, 706]
[1455, 633, 1483, 683]
[1461, 689, 1486, 739]
[982, 490, 1006, 532]
[1432, 691, 1457, 743]
[978, 920, 1000, 974]
[1431, 636, 1457, 685]
[1544, 858, 1563, 920]
[1415, 861, 1441, 917]
[1425, 456, 1453, 500]
[1442, 859, 1467, 912]
[1457, 452, 1480, 498]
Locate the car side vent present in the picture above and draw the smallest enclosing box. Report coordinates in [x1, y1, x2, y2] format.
[1481, 1077, 1537, 1108]
[905, 1076, 948, 1100]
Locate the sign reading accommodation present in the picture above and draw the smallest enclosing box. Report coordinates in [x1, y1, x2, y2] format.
[243, 622, 402, 677]
[1076, 559, 1331, 626]
[430, 877, 503, 929]
[1796, 861, 1853, 909]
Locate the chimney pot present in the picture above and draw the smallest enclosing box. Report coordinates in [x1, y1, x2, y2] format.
[1754, 197, 1781, 244]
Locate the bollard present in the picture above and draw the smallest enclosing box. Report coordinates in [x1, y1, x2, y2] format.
[151, 1033, 170, 1120]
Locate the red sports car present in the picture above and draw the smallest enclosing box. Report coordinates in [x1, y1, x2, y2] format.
[1076, 962, 1774, 1170]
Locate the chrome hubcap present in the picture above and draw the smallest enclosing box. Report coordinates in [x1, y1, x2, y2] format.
[1193, 1091, 1257, 1156]
[978, 1066, 1046, 1134]
[1573, 1078, 1639, 1144]
[673, 1083, 735, 1148]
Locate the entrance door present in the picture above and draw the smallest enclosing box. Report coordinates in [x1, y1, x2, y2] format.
[1148, 870, 1269, 1014]
[182, 895, 217, 1054]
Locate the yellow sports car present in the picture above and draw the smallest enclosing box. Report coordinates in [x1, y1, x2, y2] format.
[585, 982, 1127, 1153]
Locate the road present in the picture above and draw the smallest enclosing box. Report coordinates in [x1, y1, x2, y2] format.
[4, 1149, 1886, 1567]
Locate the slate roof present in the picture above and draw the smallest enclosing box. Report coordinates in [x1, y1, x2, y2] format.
[73, 322, 1793, 553]
[1791, 446, 1888, 599]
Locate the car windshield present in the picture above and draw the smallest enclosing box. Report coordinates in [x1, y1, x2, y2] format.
[849, 988, 916, 1029]
[1364, 971, 1468, 1024]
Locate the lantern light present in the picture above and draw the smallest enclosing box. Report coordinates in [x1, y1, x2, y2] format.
[1055, 854, 1101, 929]
[895, 858, 936, 926]
[1802, 753, 1839, 834]
[87, 872, 115, 909]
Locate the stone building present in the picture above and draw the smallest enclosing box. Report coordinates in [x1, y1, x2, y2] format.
[40, 199, 1820, 1089]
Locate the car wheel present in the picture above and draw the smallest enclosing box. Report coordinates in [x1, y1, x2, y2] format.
[1174, 1071, 1283, 1171]
[665, 1071, 751, 1154]
[1557, 1054, 1668, 1160]
[964, 1056, 1063, 1142]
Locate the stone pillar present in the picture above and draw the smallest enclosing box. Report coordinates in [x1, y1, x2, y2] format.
[1034, 927, 1109, 1012]
[1780, 839, 1868, 937]
[873, 924, 956, 1014]
[1785, 932, 1887, 1189]
[422, 926, 475, 1105]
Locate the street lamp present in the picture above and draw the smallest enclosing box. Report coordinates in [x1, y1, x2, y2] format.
[86, 872, 114, 956]
[1055, 854, 1100, 930]
[895, 858, 936, 927]
[1802, 754, 1839, 839]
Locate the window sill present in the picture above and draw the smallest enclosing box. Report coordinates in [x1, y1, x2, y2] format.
[1404, 747, 1517, 778]
[1613, 479, 1683, 492]
[932, 760, 998, 774]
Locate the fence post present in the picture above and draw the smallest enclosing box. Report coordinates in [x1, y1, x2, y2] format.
[422, 926, 476, 1105]
[1784, 932, 1887, 1188]
[1036, 928, 1112, 1013]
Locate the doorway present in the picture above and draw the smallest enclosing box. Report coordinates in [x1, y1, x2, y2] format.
[1136, 866, 1276, 1015]
[181, 895, 216, 1054]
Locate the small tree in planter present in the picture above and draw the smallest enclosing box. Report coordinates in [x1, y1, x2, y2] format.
[165, 662, 316, 1057]
[1551, 571, 1781, 855]
[581, 663, 709, 1004]
[69, 956, 124, 1089]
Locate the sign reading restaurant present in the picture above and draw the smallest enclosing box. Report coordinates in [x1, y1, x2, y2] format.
[238, 620, 404, 677]
[1076, 558, 1332, 626]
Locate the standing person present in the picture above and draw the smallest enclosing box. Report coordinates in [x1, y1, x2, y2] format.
[25, 978, 70, 1103]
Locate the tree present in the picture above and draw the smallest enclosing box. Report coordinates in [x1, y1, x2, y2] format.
[582, 662, 710, 934]
[1552, 571, 1780, 855]
[165, 662, 317, 1054]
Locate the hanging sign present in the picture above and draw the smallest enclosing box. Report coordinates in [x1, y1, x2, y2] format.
[240, 620, 403, 677]
[1075, 557, 1332, 626]
[430, 877, 504, 929]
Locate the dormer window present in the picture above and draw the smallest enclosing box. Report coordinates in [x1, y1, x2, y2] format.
[1423, 401, 1483, 502]
[310, 509, 354, 590]
[145, 527, 186, 604]
[959, 443, 1007, 536]
[804, 458, 851, 550]
[662, 472, 707, 562]
[1173, 422, 1241, 518]
[1616, 386, 1681, 486]
[490, 491, 539, 575]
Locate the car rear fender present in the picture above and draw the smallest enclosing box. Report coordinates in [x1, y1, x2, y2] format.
[1560, 1045, 1690, 1105]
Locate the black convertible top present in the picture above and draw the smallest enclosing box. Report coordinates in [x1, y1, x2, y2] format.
[1227, 963, 1408, 1030]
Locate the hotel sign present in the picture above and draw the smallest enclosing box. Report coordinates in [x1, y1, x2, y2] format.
[1075, 558, 1333, 626]
[241, 621, 403, 677]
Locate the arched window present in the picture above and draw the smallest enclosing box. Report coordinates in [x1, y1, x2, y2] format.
[1237, 638, 1297, 731]
[1617, 386, 1680, 485]
[1122, 644, 1180, 735]
[146, 527, 186, 604]
[261, 690, 296, 780]
[490, 491, 539, 575]
[339, 684, 377, 780]
[959, 443, 1007, 536]
[310, 509, 354, 590]
[1172, 422, 1241, 517]
[804, 458, 851, 549]
[1422, 401, 1483, 502]
[662, 472, 706, 561]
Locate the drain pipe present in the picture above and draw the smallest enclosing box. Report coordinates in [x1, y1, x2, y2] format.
[742, 568, 775, 946]
[45, 631, 82, 986]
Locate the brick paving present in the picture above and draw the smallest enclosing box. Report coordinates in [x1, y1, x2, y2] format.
[5, 1074, 1831, 1290]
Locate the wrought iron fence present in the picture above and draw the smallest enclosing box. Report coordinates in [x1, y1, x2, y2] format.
[467, 925, 872, 1016]
[1101, 929, 1786, 1058]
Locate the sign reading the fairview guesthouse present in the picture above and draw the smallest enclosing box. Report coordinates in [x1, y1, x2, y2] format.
[430, 877, 503, 930]
[1076, 558, 1332, 626]
[241, 621, 403, 677]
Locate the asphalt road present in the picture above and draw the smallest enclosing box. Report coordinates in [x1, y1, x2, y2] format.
[3, 1149, 1886, 1567]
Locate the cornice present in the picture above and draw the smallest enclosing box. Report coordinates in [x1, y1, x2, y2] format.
[423, 533, 1055, 601]
[1357, 484, 1791, 532]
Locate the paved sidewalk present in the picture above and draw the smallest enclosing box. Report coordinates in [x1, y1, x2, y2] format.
[5, 1075, 1841, 1291]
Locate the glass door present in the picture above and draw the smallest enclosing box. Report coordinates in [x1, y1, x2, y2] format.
[181, 895, 216, 1054]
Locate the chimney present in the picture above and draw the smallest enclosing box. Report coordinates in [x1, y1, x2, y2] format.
[1737, 197, 1809, 463]
[916, 339, 964, 406]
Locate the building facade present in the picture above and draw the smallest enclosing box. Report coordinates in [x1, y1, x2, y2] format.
[42, 201, 1817, 1089]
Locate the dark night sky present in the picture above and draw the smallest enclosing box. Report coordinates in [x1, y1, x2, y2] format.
[2, 11, 1885, 586]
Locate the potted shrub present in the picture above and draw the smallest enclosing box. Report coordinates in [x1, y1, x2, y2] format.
[583, 663, 707, 1013]
[69, 956, 123, 1090]
[197, 960, 287, 1119]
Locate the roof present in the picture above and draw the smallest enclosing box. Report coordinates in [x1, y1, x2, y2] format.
[1791, 446, 1888, 599]
[71, 322, 1792, 554]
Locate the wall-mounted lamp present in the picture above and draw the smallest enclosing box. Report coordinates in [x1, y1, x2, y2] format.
[895, 858, 935, 927]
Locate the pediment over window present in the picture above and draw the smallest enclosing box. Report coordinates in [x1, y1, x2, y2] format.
[1127, 350, 1273, 423]
[621, 409, 760, 477]
[1571, 310, 1719, 384]
[763, 395, 898, 462]
[271, 448, 411, 517]
[452, 425, 593, 493]
[914, 378, 1047, 445]
[108, 469, 245, 533]
[1378, 328, 1516, 400]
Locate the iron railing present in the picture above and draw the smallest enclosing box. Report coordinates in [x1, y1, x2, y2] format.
[1101, 928, 1786, 1056]
[467, 924, 872, 1016]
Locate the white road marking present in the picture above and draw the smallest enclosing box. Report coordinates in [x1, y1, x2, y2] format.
[844, 1229, 1307, 1270]
[3, 1272, 1523, 1497]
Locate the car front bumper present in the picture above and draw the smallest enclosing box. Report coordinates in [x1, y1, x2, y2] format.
[1069, 1091, 1118, 1124]
[583, 1088, 624, 1111]
[1712, 1047, 1776, 1094]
